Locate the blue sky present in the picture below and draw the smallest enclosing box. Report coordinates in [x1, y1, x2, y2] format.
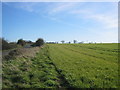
[2, 2, 118, 43]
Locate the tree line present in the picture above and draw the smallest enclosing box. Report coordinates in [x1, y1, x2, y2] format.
[1, 38, 44, 50]
[1, 37, 96, 50]
[46, 40, 84, 44]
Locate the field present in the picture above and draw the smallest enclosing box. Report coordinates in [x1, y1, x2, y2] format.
[2, 43, 118, 88]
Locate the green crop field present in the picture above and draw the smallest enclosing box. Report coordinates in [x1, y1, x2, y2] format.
[3, 43, 118, 88]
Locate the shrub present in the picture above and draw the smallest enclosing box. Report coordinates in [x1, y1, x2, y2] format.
[1, 38, 18, 50]
[17, 39, 26, 46]
[35, 38, 44, 47]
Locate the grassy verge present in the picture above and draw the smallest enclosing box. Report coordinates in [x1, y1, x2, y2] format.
[3, 45, 62, 88]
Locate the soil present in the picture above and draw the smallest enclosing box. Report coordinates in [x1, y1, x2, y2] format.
[2, 47, 40, 60]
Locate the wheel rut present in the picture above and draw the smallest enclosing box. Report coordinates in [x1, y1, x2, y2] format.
[45, 48, 71, 88]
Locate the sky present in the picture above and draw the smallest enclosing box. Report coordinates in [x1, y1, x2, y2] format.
[2, 2, 118, 43]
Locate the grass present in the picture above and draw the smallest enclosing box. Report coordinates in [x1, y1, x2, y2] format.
[3, 46, 60, 88]
[2, 43, 118, 88]
[48, 43, 118, 88]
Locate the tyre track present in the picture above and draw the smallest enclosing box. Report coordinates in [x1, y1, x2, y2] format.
[60, 45, 117, 64]
[46, 46, 72, 88]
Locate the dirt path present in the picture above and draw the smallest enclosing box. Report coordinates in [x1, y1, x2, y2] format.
[16, 47, 40, 58]
[2, 47, 41, 60]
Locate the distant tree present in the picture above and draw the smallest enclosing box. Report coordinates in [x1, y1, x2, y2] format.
[35, 38, 44, 46]
[68, 41, 71, 44]
[89, 42, 93, 44]
[79, 41, 84, 44]
[73, 40, 77, 44]
[26, 40, 33, 44]
[1, 38, 18, 50]
[46, 42, 56, 44]
[17, 39, 26, 46]
[2, 38, 10, 50]
[9, 42, 18, 48]
[61, 40, 65, 44]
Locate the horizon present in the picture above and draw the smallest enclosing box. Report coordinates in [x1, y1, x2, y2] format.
[1, 37, 119, 43]
[2, 2, 118, 43]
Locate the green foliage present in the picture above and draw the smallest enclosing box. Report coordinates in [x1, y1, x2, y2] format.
[3, 45, 59, 88]
[2, 43, 118, 88]
[1, 38, 18, 50]
[35, 38, 44, 46]
[17, 39, 26, 46]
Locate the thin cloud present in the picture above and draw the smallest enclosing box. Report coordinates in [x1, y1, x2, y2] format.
[87, 14, 117, 29]
[47, 2, 79, 15]
[17, 3, 36, 12]
[3, 2, 118, 42]
[70, 8, 117, 30]
[5, 2, 117, 30]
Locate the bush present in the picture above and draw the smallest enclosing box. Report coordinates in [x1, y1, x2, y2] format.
[1, 38, 18, 50]
[34, 38, 44, 47]
[17, 39, 26, 46]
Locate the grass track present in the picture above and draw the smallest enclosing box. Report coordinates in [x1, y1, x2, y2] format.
[48, 44, 118, 88]
[3, 43, 118, 88]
